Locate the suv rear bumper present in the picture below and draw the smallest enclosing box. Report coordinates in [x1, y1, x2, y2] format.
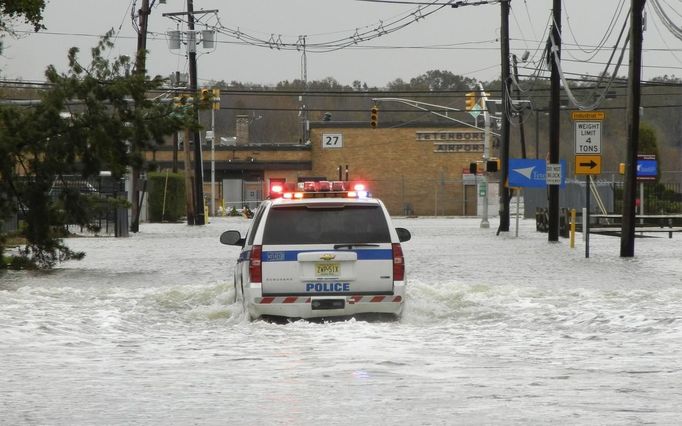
[244, 283, 405, 319]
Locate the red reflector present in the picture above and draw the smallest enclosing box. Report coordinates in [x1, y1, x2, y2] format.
[318, 181, 331, 191]
[392, 243, 404, 281]
[331, 181, 345, 191]
[249, 245, 262, 282]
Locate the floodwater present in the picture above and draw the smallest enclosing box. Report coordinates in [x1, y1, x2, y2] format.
[1, 217, 681, 425]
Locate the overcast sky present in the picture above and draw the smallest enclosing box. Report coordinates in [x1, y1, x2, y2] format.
[2, 0, 682, 88]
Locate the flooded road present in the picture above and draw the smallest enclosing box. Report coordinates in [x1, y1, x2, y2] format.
[2, 217, 681, 425]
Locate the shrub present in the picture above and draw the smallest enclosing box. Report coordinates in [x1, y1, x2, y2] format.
[147, 172, 186, 222]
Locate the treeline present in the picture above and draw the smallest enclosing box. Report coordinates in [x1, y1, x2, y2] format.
[204, 70, 493, 144]
[203, 70, 682, 176]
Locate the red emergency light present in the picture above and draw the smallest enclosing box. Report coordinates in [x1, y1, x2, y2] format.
[270, 180, 370, 200]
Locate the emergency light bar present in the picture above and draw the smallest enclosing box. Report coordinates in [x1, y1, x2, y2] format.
[269, 181, 369, 199]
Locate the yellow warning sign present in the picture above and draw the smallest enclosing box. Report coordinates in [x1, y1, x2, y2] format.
[575, 155, 602, 175]
[571, 111, 605, 121]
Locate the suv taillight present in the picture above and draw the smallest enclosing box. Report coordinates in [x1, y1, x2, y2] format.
[392, 243, 404, 282]
[249, 245, 262, 283]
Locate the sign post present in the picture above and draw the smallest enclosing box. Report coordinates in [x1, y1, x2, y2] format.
[572, 111, 605, 257]
[636, 154, 658, 218]
[585, 175, 590, 258]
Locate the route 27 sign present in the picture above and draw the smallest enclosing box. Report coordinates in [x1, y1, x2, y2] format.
[322, 133, 343, 149]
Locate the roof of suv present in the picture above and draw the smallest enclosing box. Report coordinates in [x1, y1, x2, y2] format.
[268, 196, 381, 207]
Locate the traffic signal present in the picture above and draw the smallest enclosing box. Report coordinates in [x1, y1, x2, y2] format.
[212, 88, 221, 110]
[465, 92, 476, 110]
[173, 94, 192, 110]
[486, 158, 500, 172]
[199, 88, 211, 109]
[370, 105, 379, 128]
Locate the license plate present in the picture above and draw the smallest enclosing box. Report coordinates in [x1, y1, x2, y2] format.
[316, 262, 340, 276]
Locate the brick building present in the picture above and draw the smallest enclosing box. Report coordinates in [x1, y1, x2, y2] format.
[308, 122, 498, 217]
[147, 119, 499, 217]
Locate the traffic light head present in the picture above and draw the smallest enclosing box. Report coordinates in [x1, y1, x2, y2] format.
[486, 158, 500, 172]
[211, 88, 221, 110]
[370, 106, 379, 128]
[465, 92, 476, 110]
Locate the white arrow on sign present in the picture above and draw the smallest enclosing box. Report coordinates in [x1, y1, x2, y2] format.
[512, 166, 535, 179]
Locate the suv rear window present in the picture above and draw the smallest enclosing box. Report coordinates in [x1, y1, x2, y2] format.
[262, 204, 390, 245]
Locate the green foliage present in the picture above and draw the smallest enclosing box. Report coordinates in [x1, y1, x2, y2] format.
[638, 122, 659, 156]
[0, 0, 46, 33]
[0, 32, 190, 268]
[147, 172, 186, 222]
[394, 70, 477, 92]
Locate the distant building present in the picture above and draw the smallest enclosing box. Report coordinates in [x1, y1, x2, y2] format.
[147, 118, 499, 217]
[308, 121, 498, 216]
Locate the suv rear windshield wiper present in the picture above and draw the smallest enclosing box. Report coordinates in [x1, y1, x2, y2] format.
[333, 243, 381, 249]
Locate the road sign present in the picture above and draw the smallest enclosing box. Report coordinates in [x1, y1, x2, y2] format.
[636, 154, 657, 181]
[574, 121, 602, 154]
[322, 133, 343, 149]
[546, 163, 562, 185]
[479, 182, 487, 197]
[468, 103, 482, 119]
[575, 155, 602, 175]
[508, 159, 566, 188]
[571, 111, 605, 121]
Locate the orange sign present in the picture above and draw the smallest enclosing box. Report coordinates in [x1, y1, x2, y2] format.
[575, 155, 602, 175]
[571, 111, 605, 121]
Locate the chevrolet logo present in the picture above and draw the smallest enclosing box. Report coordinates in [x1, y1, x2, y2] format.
[319, 254, 336, 261]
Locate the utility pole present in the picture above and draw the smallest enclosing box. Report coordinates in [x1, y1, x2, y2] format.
[477, 83, 491, 229]
[131, 0, 150, 233]
[498, 0, 511, 233]
[620, 0, 647, 257]
[512, 55, 527, 159]
[548, 0, 562, 242]
[172, 72, 180, 174]
[187, 0, 205, 225]
[163, 6, 218, 226]
[183, 127, 195, 223]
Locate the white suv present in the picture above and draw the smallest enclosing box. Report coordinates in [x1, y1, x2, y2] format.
[220, 181, 411, 321]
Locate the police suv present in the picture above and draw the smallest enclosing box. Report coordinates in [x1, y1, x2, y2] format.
[220, 181, 411, 320]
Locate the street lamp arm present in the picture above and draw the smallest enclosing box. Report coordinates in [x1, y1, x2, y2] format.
[371, 97, 500, 136]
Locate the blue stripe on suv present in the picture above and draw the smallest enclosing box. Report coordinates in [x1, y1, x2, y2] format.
[262, 249, 392, 262]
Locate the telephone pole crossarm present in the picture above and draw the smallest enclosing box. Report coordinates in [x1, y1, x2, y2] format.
[162, 9, 219, 17]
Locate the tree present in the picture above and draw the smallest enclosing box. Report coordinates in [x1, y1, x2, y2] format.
[408, 70, 477, 92]
[1, 0, 46, 33]
[639, 122, 659, 157]
[0, 33, 188, 269]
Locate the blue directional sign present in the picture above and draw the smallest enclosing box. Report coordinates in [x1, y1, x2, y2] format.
[508, 159, 567, 188]
[636, 157, 657, 181]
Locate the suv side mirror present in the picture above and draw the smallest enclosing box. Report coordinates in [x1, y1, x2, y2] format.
[220, 230, 245, 246]
[396, 227, 411, 242]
